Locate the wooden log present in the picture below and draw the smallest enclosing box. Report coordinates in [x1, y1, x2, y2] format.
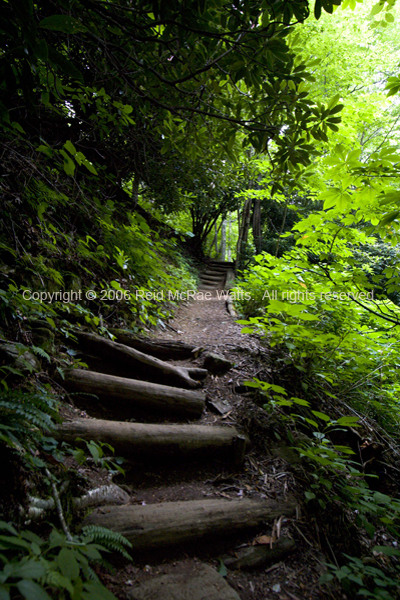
[223, 537, 296, 570]
[109, 331, 199, 360]
[56, 419, 249, 461]
[63, 370, 205, 418]
[75, 332, 205, 389]
[201, 274, 225, 281]
[83, 497, 297, 549]
[186, 367, 207, 380]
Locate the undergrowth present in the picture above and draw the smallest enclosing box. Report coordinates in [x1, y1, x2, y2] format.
[235, 243, 400, 599]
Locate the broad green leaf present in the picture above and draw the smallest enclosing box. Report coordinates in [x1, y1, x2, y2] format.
[373, 545, 400, 556]
[64, 140, 77, 156]
[370, 1, 384, 16]
[0, 585, 10, 600]
[36, 145, 53, 157]
[336, 416, 360, 427]
[16, 580, 52, 600]
[57, 548, 80, 581]
[291, 397, 310, 406]
[379, 211, 400, 227]
[83, 160, 98, 175]
[10, 560, 46, 580]
[311, 410, 331, 422]
[218, 559, 227, 577]
[82, 580, 118, 600]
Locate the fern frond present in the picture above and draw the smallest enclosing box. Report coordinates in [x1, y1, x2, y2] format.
[31, 345, 51, 362]
[81, 525, 132, 560]
[0, 389, 59, 448]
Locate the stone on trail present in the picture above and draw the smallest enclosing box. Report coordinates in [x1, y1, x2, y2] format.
[127, 563, 241, 600]
[203, 352, 233, 374]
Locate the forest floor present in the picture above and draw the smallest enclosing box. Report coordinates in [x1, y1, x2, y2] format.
[88, 291, 341, 600]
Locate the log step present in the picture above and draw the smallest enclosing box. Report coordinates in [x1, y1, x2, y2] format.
[207, 261, 235, 268]
[200, 276, 225, 284]
[83, 497, 297, 549]
[75, 331, 205, 389]
[109, 334, 199, 360]
[202, 269, 228, 276]
[56, 419, 249, 462]
[63, 369, 205, 419]
[200, 272, 225, 279]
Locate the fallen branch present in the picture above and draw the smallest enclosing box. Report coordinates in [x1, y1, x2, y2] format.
[25, 484, 130, 521]
[45, 467, 72, 541]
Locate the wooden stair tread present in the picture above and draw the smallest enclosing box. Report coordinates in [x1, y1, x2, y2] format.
[83, 497, 297, 549]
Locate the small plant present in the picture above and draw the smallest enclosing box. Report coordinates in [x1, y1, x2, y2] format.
[0, 388, 58, 453]
[321, 552, 400, 599]
[72, 439, 125, 477]
[0, 520, 131, 599]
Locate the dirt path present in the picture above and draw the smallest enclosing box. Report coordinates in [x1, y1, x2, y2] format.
[92, 289, 328, 600]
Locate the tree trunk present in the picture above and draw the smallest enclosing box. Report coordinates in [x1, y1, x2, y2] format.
[75, 331, 205, 389]
[252, 198, 262, 254]
[63, 369, 205, 419]
[109, 333, 199, 360]
[56, 419, 249, 461]
[219, 219, 226, 260]
[236, 199, 252, 269]
[227, 214, 232, 261]
[83, 497, 297, 549]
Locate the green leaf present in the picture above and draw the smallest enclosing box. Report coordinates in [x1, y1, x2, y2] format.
[373, 545, 400, 557]
[243, 380, 262, 388]
[16, 580, 52, 600]
[311, 410, 331, 422]
[64, 140, 77, 156]
[87, 442, 101, 463]
[261, 10, 270, 27]
[57, 548, 80, 581]
[39, 15, 87, 34]
[379, 211, 400, 227]
[60, 150, 75, 176]
[82, 159, 98, 175]
[329, 104, 344, 115]
[218, 559, 227, 577]
[0, 585, 10, 600]
[336, 416, 360, 427]
[11, 559, 46, 580]
[82, 580, 117, 600]
[36, 145, 53, 157]
[370, 1, 384, 16]
[46, 317, 56, 329]
[291, 397, 310, 406]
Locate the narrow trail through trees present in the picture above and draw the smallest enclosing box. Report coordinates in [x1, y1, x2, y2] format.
[57, 262, 309, 600]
